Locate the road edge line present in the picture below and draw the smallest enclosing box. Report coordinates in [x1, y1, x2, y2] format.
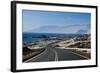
[69, 50, 89, 59]
[24, 48, 48, 62]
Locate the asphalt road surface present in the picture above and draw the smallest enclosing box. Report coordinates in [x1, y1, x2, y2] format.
[25, 48, 87, 63]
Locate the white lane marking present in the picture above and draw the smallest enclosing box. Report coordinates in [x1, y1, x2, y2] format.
[69, 51, 89, 59]
[52, 49, 58, 61]
[24, 49, 48, 63]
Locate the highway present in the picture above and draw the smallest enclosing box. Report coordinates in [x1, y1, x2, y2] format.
[25, 47, 87, 63]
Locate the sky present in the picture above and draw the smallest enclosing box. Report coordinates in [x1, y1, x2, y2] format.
[22, 10, 91, 33]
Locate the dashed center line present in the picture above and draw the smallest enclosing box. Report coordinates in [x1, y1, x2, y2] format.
[52, 49, 58, 61]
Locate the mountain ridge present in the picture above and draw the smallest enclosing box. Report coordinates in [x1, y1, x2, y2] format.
[26, 24, 90, 34]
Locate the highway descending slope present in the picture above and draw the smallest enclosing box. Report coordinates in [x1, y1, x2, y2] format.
[25, 47, 87, 63]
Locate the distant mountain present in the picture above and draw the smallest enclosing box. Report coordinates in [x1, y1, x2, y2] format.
[86, 29, 90, 34]
[27, 24, 90, 34]
[76, 29, 88, 34]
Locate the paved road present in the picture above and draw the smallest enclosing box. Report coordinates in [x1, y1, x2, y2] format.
[25, 47, 86, 63]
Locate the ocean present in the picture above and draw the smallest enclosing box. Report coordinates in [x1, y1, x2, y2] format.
[23, 32, 86, 44]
